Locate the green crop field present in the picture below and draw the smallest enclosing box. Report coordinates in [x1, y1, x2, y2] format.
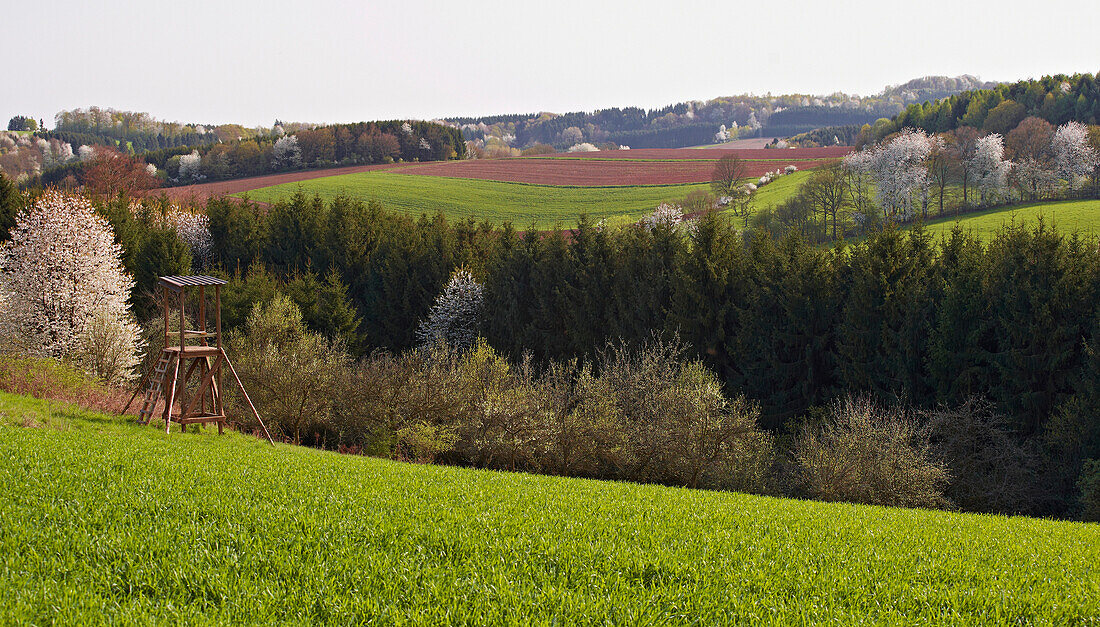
[2, 391, 1099, 624]
[237, 171, 709, 229]
[921, 199, 1100, 241]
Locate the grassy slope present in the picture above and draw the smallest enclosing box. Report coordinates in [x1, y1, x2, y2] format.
[749, 170, 811, 208]
[2, 392, 1098, 624]
[238, 171, 709, 229]
[919, 199, 1100, 241]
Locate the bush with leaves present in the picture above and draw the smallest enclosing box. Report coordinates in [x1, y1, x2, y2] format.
[793, 396, 950, 508]
[229, 295, 348, 445]
[598, 338, 774, 491]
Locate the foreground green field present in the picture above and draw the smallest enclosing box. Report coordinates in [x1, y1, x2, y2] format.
[237, 171, 708, 229]
[2, 392, 1098, 624]
[922, 199, 1100, 240]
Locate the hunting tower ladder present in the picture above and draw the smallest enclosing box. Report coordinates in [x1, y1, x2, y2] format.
[123, 275, 274, 445]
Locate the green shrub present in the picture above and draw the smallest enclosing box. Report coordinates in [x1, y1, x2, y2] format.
[794, 396, 951, 509]
[1077, 460, 1100, 522]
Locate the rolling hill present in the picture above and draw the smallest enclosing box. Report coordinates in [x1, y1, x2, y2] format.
[2, 391, 1098, 623]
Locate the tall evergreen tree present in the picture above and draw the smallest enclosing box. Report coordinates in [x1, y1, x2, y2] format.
[835, 227, 937, 404]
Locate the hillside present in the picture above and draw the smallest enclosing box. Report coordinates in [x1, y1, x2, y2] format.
[2, 391, 1098, 624]
[452, 76, 995, 152]
[921, 199, 1100, 240]
[225, 148, 840, 228]
[234, 171, 709, 228]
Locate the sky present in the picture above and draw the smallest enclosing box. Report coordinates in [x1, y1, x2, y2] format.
[4, 0, 1099, 128]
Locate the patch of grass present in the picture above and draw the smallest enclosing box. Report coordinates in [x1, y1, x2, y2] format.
[1, 390, 1098, 623]
[237, 171, 709, 229]
[0, 355, 129, 413]
[920, 199, 1100, 241]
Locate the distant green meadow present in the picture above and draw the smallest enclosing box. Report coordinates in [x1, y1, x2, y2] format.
[2, 391, 1099, 624]
[237, 171, 709, 230]
[921, 199, 1100, 241]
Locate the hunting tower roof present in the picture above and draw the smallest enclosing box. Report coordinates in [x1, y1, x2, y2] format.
[158, 275, 228, 291]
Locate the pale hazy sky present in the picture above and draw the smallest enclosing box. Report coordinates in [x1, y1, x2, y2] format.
[4, 0, 1099, 128]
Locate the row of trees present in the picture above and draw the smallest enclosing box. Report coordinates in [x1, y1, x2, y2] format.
[745, 121, 1100, 244]
[163, 120, 465, 183]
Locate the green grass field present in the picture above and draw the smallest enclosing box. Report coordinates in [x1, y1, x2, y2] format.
[921, 199, 1100, 241]
[2, 391, 1099, 624]
[238, 171, 709, 229]
[749, 169, 812, 208]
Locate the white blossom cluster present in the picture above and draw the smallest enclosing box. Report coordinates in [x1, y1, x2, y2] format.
[0, 132, 77, 181]
[757, 166, 796, 187]
[638, 202, 686, 231]
[567, 142, 599, 153]
[969, 134, 1012, 205]
[129, 201, 213, 268]
[1052, 121, 1099, 182]
[178, 150, 203, 181]
[415, 269, 485, 351]
[0, 191, 141, 381]
[849, 128, 937, 220]
[272, 136, 302, 169]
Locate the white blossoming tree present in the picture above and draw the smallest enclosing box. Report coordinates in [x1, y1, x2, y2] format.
[131, 201, 213, 269]
[865, 128, 936, 221]
[969, 134, 1012, 205]
[1052, 121, 1099, 185]
[415, 268, 485, 351]
[0, 191, 141, 382]
[272, 136, 302, 169]
[638, 203, 686, 231]
[178, 150, 202, 180]
[567, 142, 599, 153]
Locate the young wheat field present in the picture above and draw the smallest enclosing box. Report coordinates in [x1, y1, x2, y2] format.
[1, 392, 1098, 624]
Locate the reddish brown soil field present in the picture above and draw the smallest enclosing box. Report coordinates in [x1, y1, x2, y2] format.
[524, 146, 853, 160]
[150, 162, 418, 202]
[150, 146, 853, 200]
[400, 156, 838, 186]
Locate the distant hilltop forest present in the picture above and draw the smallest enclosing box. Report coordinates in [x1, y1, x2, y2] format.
[0, 109, 465, 186]
[449, 76, 999, 154]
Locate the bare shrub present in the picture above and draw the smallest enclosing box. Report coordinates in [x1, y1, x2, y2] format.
[452, 341, 541, 470]
[794, 396, 950, 508]
[531, 360, 632, 478]
[923, 397, 1042, 514]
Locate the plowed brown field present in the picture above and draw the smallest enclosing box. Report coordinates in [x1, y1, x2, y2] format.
[154, 162, 415, 202]
[399, 157, 837, 186]
[153, 146, 853, 200]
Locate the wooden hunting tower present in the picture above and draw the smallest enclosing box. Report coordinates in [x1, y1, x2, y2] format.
[124, 275, 273, 445]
